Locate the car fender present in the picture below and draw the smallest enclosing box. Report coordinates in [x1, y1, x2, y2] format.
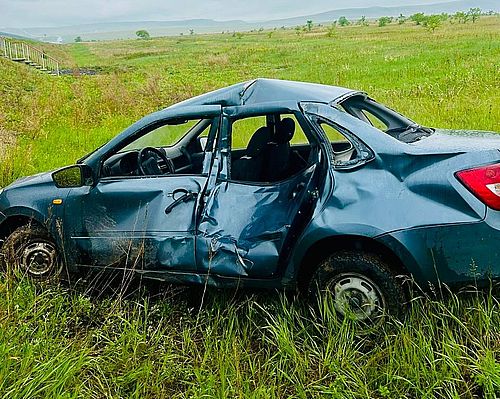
[286, 222, 394, 276]
[0, 202, 66, 249]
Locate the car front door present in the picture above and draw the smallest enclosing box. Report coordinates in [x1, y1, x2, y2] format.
[196, 106, 324, 278]
[64, 107, 221, 272]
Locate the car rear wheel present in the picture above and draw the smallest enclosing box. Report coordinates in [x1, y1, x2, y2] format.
[308, 251, 406, 326]
[1, 225, 63, 282]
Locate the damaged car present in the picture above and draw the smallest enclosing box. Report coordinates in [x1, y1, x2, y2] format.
[1, 78, 499, 322]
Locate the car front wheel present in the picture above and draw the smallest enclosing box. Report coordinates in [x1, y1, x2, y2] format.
[1, 225, 63, 282]
[308, 251, 406, 325]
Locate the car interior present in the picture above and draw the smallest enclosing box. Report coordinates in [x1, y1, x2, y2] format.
[230, 113, 361, 183]
[100, 111, 362, 180]
[101, 118, 214, 178]
[230, 115, 313, 183]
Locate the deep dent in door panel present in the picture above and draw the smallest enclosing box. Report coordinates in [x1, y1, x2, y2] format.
[197, 166, 316, 277]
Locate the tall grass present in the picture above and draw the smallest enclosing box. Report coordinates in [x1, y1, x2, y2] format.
[0, 276, 498, 398]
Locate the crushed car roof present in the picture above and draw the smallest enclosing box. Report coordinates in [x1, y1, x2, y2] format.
[168, 78, 360, 109]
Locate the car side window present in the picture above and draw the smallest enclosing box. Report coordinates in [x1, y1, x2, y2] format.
[120, 119, 202, 152]
[230, 113, 314, 183]
[231, 116, 267, 150]
[102, 118, 214, 178]
[318, 120, 359, 167]
[361, 110, 388, 131]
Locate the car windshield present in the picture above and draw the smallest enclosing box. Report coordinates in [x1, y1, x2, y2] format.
[339, 95, 434, 143]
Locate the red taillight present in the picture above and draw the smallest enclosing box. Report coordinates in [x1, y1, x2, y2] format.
[456, 163, 500, 211]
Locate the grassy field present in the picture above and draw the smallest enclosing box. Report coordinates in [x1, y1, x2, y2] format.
[0, 17, 499, 398]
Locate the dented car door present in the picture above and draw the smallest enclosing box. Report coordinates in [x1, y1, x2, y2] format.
[196, 108, 323, 278]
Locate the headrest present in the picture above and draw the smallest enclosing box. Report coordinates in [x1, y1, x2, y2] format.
[275, 117, 295, 144]
[246, 126, 271, 157]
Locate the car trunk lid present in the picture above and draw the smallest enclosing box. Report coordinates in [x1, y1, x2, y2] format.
[409, 129, 500, 152]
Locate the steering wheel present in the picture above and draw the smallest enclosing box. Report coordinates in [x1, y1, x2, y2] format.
[137, 147, 175, 176]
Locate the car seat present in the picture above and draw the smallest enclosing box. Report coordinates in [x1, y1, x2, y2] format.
[265, 117, 295, 181]
[231, 126, 271, 182]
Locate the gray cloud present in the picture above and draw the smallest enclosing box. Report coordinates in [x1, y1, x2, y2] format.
[0, 0, 448, 28]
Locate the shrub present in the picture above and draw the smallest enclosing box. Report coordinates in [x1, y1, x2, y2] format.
[468, 7, 482, 23]
[423, 15, 443, 32]
[378, 16, 393, 27]
[136, 30, 150, 40]
[338, 16, 350, 27]
[410, 12, 426, 25]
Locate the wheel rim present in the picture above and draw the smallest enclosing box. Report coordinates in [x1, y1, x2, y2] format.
[20, 241, 58, 276]
[327, 273, 385, 322]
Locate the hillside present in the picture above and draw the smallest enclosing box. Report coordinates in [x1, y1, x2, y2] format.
[1, 0, 498, 41]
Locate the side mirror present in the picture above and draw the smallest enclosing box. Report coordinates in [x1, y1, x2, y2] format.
[52, 165, 93, 188]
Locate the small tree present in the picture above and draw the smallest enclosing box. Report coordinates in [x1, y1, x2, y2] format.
[338, 16, 350, 27]
[468, 7, 481, 23]
[358, 16, 369, 26]
[295, 26, 302, 36]
[453, 11, 469, 24]
[74, 36, 82, 42]
[378, 16, 392, 27]
[306, 20, 313, 31]
[189, 29, 194, 35]
[397, 14, 406, 25]
[423, 15, 442, 32]
[136, 30, 150, 40]
[410, 13, 426, 25]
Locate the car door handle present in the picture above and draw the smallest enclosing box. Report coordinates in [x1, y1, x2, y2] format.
[165, 190, 198, 214]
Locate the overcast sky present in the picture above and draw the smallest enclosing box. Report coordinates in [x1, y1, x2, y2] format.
[0, 0, 450, 28]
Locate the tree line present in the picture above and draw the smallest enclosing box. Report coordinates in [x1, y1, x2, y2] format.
[72, 7, 496, 42]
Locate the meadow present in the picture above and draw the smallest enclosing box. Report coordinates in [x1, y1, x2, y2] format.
[0, 17, 499, 398]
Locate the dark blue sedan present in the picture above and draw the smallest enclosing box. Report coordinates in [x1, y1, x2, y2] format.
[1, 79, 499, 322]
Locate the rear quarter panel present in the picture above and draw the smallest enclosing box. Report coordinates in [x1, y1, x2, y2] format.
[288, 142, 500, 286]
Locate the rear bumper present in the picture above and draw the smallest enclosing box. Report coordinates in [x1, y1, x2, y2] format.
[377, 215, 500, 286]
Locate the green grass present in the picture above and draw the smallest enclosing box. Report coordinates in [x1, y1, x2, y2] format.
[0, 17, 499, 398]
[0, 278, 498, 398]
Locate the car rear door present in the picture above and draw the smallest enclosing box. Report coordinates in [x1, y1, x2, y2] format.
[195, 106, 324, 278]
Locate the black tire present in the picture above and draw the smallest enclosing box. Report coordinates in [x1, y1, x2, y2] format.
[308, 251, 406, 325]
[1, 225, 63, 282]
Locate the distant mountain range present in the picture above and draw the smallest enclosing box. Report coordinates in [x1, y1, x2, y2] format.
[0, 0, 497, 43]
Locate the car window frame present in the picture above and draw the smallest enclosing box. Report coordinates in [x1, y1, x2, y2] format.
[97, 116, 220, 181]
[340, 95, 416, 133]
[222, 109, 321, 186]
[302, 104, 375, 170]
